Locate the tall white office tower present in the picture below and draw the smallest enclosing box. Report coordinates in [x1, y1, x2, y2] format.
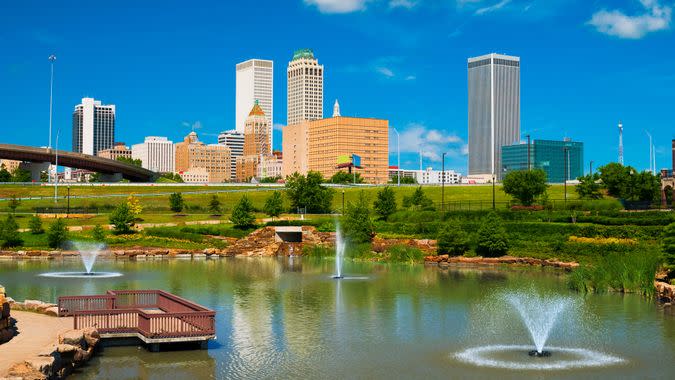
[468, 53, 520, 180]
[236, 59, 273, 149]
[72, 97, 116, 155]
[131, 136, 175, 173]
[287, 49, 323, 126]
[218, 129, 245, 181]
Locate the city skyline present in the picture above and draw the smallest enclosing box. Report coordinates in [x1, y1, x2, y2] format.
[1, 0, 674, 174]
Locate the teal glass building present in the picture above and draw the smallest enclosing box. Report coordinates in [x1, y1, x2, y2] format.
[502, 139, 583, 183]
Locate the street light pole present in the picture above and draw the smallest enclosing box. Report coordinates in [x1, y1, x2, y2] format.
[342, 190, 345, 214]
[441, 152, 446, 211]
[54, 129, 60, 205]
[492, 174, 496, 210]
[526, 134, 531, 171]
[48, 54, 56, 183]
[393, 128, 400, 187]
[563, 147, 569, 204]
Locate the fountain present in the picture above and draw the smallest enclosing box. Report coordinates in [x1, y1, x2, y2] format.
[332, 227, 346, 279]
[39, 241, 122, 278]
[454, 291, 625, 370]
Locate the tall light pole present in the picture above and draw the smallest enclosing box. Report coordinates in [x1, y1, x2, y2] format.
[563, 147, 569, 204]
[48, 54, 56, 183]
[526, 134, 531, 171]
[393, 128, 400, 187]
[441, 152, 446, 211]
[54, 129, 60, 205]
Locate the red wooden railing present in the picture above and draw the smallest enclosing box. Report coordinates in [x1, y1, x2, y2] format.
[58, 290, 215, 340]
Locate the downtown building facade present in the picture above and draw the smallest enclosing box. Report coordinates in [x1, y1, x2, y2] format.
[236, 102, 272, 182]
[287, 49, 323, 126]
[282, 116, 389, 184]
[97, 142, 131, 160]
[175, 132, 231, 183]
[131, 136, 175, 173]
[502, 139, 584, 183]
[236, 59, 273, 149]
[468, 54, 520, 181]
[218, 130, 244, 181]
[72, 97, 116, 155]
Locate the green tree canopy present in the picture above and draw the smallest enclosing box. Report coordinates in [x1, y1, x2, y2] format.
[231, 195, 256, 228]
[576, 173, 603, 199]
[0, 167, 11, 182]
[169, 192, 185, 213]
[263, 191, 284, 218]
[330, 171, 363, 184]
[476, 212, 509, 257]
[47, 218, 69, 248]
[342, 191, 374, 244]
[598, 163, 630, 197]
[502, 169, 548, 206]
[208, 195, 222, 215]
[663, 223, 675, 270]
[28, 215, 44, 234]
[285, 171, 334, 214]
[402, 187, 435, 211]
[11, 168, 31, 183]
[437, 220, 470, 256]
[373, 186, 397, 220]
[0, 214, 23, 248]
[116, 156, 142, 167]
[109, 203, 135, 234]
[92, 224, 106, 241]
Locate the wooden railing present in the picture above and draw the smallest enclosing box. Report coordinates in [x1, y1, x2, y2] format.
[58, 290, 215, 340]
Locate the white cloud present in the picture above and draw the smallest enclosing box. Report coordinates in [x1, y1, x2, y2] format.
[391, 123, 466, 163]
[389, 0, 417, 9]
[405, 75, 417, 80]
[304, 0, 369, 13]
[273, 123, 285, 131]
[376, 66, 395, 77]
[588, 0, 672, 39]
[475, 0, 512, 15]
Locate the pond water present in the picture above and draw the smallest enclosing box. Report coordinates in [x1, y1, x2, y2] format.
[1, 258, 673, 379]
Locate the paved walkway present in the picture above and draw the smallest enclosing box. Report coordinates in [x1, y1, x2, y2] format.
[0, 311, 73, 376]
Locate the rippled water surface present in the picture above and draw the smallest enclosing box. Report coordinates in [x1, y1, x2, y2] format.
[1, 258, 673, 379]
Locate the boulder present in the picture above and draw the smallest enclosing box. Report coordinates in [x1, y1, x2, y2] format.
[83, 327, 100, 347]
[55, 344, 79, 354]
[43, 306, 59, 317]
[58, 329, 84, 346]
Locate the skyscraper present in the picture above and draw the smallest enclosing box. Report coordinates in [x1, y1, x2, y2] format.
[236, 59, 273, 148]
[468, 53, 520, 180]
[72, 97, 116, 155]
[236, 102, 272, 181]
[218, 130, 245, 181]
[287, 49, 323, 126]
[131, 136, 175, 173]
[175, 132, 231, 183]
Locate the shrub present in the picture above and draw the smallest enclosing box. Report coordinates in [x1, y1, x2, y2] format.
[285, 171, 334, 213]
[7, 195, 20, 213]
[231, 195, 256, 229]
[402, 187, 435, 211]
[475, 212, 509, 257]
[126, 194, 143, 216]
[373, 186, 397, 220]
[28, 215, 44, 234]
[92, 224, 106, 241]
[169, 192, 185, 213]
[576, 174, 603, 199]
[342, 192, 374, 244]
[263, 191, 284, 219]
[109, 203, 135, 234]
[208, 195, 221, 215]
[0, 214, 23, 248]
[663, 222, 675, 270]
[436, 220, 470, 256]
[47, 218, 68, 248]
[386, 244, 425, 263]
[502, 169, 548, 206]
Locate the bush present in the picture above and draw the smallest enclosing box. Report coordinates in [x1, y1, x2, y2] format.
[436, 220, 470, 256]
[576, 174, 603, 199]
[28, 215, 44, 234]
[263, 192, 284, 218]
[208, 195, 221, 215]
[502, 169, 548, 206]
[402, 187, 435, 211]
[47, 218, 68, 248]
[0, 214, 23, 248]
[109, 203, 135, 234]
[386, 244, 425, 263]
[342, 192, 374, 244]
[476, 212, 509, 257]
[7, 195, 20, 213]
[231, 195, 256, 229]
[663, 222, 675, 270]
[373, 186, 397, 220]
[169, 192, 185, 213]
[92, 224, 106, 241]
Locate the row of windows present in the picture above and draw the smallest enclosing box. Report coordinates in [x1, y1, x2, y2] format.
[468, 58, 520, 69]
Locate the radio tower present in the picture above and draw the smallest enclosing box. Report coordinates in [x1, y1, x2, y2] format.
[618, 121, 624, 165]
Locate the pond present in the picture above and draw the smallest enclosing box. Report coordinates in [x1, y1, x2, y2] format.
[1, 257, 673, 379]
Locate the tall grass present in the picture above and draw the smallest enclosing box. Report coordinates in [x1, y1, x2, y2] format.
[568, 249, 662, 298]
[385, 244, 425, 263]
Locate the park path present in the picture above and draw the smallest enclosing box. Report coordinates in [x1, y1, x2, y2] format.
[0, 311, 73, 376]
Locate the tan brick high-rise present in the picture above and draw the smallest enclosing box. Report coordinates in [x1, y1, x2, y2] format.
[175, 132, 231, 183]
[236, 101, 272, 181]
[282, 116, 389, 184]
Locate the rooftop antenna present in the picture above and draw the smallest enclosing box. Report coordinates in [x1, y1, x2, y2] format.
[645, 130, 654, 173]
[618, 121, 624, 165]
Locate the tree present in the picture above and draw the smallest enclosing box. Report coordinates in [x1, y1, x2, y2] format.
[263, 192, 284, 219]
[330, 171, 363, 184]
[208, 195, 222, 215]
[475, 213, 509, 257]
[7, 194, 20, 213]
[623, 170, 660, 203]
[169, 192, 185, 213]
[11, 168, 31, 183]
[157, 173, 184, 183]
[116, 156, 142, 167]
[47, 218, 68, 248]
[576, 173, 603, 199]
[126, 194, 143, 216]
[0, 167, 11, 182]
[28, 215, 44, 234]
[663, 223, 675, 270]
[285, 171, 334, 213]
[502, 169, 548, 206]
[231, 195, 256, 228]
[598, 163, 630, 197]
[437, 220, 470, 256]
[109, 203, 135, 234]
[342, 192, 374, 244]
[0, 214, 23, 248]
[390, 176, 417, 185]
[402, 187, 435, 211]
[260, 176, 283, 184]
[92, 224, 106, 241]
[373, 186, 397, 220]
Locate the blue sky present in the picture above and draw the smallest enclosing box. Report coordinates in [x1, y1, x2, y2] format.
[1, 0, 673, 174]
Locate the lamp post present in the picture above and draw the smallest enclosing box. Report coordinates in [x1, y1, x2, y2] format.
[441, 152, 446, 211]
[563, 147, 569, 204]
[492, 173, 496, 210]
[67, 186, 71, 216]
[393, 128, 400, 187]
[48, 54, 56, 184]
[342, 189, 345, 214]
[54, 129, 60, 205]
[526, 134, 531, 171]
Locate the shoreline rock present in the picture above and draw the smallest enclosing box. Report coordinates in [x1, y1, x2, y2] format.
[424, 254, 579, 270]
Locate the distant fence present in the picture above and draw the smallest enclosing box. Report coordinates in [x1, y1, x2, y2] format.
[34, 207, 99, 214]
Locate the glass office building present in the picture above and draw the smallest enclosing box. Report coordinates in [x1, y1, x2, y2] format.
[502, 139, 583, 183]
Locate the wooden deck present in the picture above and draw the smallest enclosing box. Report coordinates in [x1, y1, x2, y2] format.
[57, 290, 215, 348]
